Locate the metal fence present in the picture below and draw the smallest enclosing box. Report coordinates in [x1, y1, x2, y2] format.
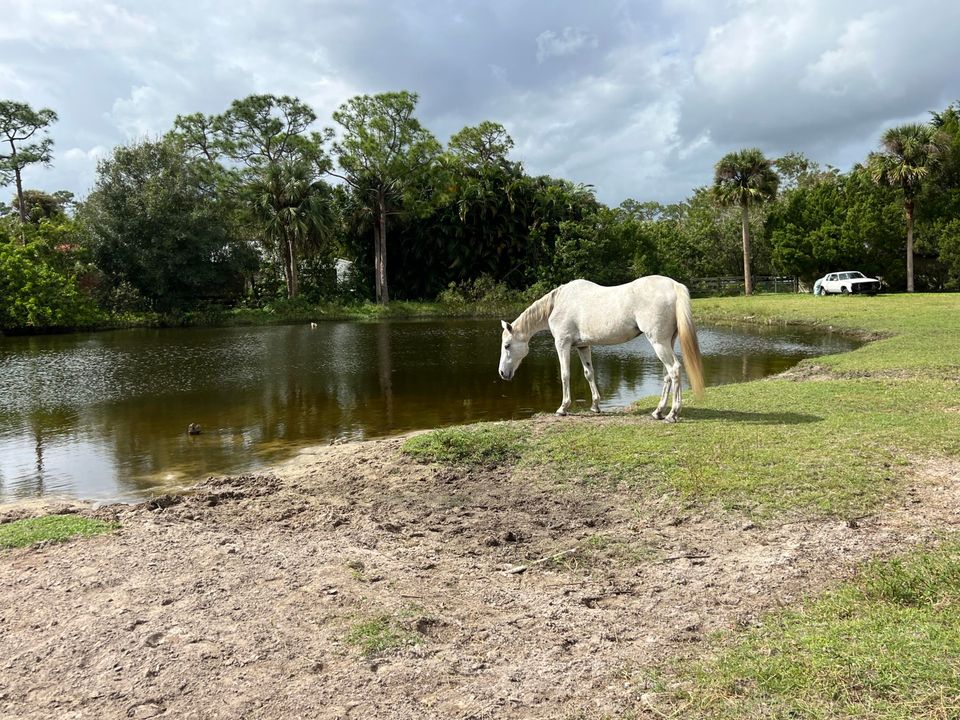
[686, 275, 799, 297]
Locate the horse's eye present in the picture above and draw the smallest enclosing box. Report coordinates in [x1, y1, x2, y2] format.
[504, 344, 511, 350]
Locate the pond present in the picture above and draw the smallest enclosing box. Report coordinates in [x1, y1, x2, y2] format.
[0, 320, 859, 503]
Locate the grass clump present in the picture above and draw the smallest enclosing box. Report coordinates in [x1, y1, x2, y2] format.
[345, 614, 422, 658]
[0, 514, 118, 549]
[672, 541, 960, 719]
[402, 422, 527, 466]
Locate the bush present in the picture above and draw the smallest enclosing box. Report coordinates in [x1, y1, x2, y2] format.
[0, 240, 98, 331]
[436, 274, 547, 314]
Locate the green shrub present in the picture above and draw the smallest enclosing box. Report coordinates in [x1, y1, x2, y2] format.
[0, 240, 98, 330]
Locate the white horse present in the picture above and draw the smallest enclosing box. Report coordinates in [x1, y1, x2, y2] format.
[498, 275, 705, 422]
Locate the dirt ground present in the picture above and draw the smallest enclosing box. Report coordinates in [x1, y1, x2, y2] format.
[1, 414, 958, 720]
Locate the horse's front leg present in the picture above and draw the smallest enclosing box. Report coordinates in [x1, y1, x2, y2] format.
[555, 340, 572, 415]
[576, 346, 601, 412]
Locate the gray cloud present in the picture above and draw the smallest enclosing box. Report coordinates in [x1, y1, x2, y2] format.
[3, 0, 959, 205]
[536, 27, 599, 63]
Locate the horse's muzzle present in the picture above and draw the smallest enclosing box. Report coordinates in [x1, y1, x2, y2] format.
[499, 369, 512, 381]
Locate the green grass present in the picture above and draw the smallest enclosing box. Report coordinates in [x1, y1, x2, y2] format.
[402, 422, 528, 466]
[672, 541, 960, 719]
[0, 514, 119, 549]
[344, 613, 423, 657]
[526, 377, 958, 518]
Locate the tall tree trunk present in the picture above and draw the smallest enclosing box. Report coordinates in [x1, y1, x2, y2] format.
[279, 230, 295, 299]
[905, 201, 915, 293]
[741, 202, 752, 296]
[287, 234, 299, 299]
[375, 192, 390, 304]
[372, 222, 381, 301]
[9, 140, 27, 244]
[13, 169, 26, 226]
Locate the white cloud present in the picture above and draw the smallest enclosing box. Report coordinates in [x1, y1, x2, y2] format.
[108, 86, 174, 140]
[801, 14, 882, 96]
[0, 0, 154, 50]
[62, 146, 107, 163]
[536, 27, 599, 63]
[693, 8, 815, 98]
[0, 64, 32, 97]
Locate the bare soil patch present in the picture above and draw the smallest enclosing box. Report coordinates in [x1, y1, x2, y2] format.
[1, 419, 958, 719]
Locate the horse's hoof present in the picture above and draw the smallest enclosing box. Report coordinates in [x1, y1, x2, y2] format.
[663, 415, 678, 424]
[556, 408, 568, 416]
[591, 406, 601, 414]
[651, 411, 663, 420]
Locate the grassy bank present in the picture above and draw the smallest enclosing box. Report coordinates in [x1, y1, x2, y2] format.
[405, 375, 955, 518]
[2, 297, 531, 336]
[404, 293, 960, 717]
[0, 515, 118, 549]
[406, 293, 960, 519]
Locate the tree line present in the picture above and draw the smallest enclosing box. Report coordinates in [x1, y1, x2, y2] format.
[2, 92, 960, 330]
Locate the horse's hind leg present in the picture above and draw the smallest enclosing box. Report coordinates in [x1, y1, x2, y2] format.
[652, 373, 671, 420]
[576, 346, 601, 412]
[648, 337, 683, 422]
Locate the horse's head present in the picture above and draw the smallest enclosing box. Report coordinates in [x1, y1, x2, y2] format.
[498, 320, 529, 381]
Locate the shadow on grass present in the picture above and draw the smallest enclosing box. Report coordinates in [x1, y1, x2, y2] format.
[676, 407, 823, 425]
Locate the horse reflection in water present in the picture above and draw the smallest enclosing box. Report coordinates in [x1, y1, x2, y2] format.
[498, 275, 705, 422]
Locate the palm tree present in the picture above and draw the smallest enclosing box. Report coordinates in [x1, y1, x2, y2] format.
[250, 160, 336, 299]
[868, 123, 947, 292]
[713, 148, 779, 295]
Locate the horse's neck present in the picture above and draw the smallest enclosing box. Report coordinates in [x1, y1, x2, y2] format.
[514, 289, 556, 338]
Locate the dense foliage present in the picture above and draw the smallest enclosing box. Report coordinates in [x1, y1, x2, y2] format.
[3, 95, 960, 331]
[81, 139, 258, 313]
[0, 235, 95, 329]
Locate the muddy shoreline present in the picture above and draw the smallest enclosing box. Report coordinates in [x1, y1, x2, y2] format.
[2, 417, 958, 719]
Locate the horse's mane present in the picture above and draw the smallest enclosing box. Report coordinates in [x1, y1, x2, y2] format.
[513, 288, 557, 337]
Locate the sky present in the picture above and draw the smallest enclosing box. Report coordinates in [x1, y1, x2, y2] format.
[3, 0, 960, 206]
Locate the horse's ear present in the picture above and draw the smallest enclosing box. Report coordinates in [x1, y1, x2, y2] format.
[501, 320, 513, 333]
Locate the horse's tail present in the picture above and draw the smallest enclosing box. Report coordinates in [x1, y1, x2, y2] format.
[674, 281, 705, 401]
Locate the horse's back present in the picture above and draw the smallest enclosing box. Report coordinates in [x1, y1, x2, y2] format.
[552, 275, 681, 344]
[558, 275, 678, 310]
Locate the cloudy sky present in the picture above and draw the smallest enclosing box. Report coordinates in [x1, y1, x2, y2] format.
[4, 0, 960, 206]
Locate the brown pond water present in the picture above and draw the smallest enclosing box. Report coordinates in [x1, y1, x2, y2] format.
[0, 320, 858, 503]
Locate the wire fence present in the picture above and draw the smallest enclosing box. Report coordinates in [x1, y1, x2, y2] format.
[686, 275, 800, 297]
